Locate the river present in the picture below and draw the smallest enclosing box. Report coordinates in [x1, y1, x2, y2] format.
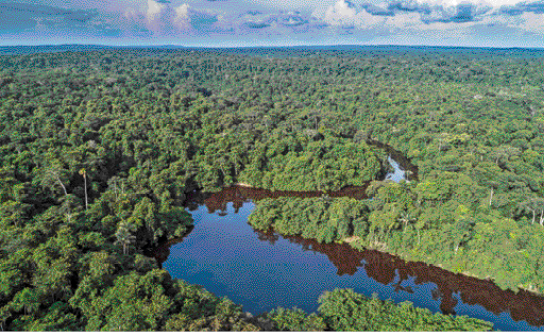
[156, 150, 544, 331]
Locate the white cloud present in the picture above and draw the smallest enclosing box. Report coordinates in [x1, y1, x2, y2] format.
[472, 7, 544, 35]
[321, 0, 385, 28]
[3, 0, 544, 47]
[378, 10, 474, 46]
[147, 0, 166, 19]
[325, 0, 357, 23]
[411, 0, 521, 8]
[384, 12, 423, 29]
[123, 0, 197, 34]
[174, 3, 192, 31]
[145, 0, 169, 33]
[520, 12, 544, 32]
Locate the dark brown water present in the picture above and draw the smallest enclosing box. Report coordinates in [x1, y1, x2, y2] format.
[158, 149, 544, 330]
[158, 187, 544, 331]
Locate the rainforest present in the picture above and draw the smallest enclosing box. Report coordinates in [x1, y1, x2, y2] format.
[1, 45, 544, 330]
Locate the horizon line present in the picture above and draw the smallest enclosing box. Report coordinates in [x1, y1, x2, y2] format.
[1, 43, 544, 52]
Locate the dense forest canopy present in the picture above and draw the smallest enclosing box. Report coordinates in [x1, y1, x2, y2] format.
[1, 46, 544, 330]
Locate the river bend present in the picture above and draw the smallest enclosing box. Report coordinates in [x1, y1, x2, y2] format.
[157, 148, 544, 331]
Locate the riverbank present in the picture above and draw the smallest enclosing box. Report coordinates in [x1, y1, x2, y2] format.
[212, 155, 543, 297]
[344, 235, 543, 296]
[158, 199, 544, 330]
[248, 194, 544, 299]
[174, 140, 544, 327]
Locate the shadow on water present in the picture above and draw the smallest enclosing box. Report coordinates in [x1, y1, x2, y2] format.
[184, 185, 370, 214]
[256, 231, 544, 327]
[156, 143, 544, 330]
[156, 185, 544, 330]
[183, 140, 417, 213]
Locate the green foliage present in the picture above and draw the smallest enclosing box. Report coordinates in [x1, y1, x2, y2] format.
[239, 135, 386, 191]
[263, 289, 492, 331]
[249, 197, 370, 243]
[1, 47, 544, 330]
[265, 307, 327, 331]
[317, 289, 492, 331]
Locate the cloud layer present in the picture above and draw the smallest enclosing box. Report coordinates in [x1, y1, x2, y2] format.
[1, 0, 543, 47]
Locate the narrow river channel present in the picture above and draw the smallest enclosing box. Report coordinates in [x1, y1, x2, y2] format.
[157, 152, 544, 331]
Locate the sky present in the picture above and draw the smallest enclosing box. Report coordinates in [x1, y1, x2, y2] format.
[0, 0, 543, 48]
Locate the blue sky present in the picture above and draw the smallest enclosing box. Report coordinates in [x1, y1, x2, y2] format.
[1, 0, 543, 48]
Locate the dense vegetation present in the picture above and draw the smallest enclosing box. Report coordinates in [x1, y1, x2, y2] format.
[248, 179, 544, 292]
[1, 45, 544, 329]
[266, 289, 492, 331]
[249, 197, 370, 243]
[238, 135, 386, 191]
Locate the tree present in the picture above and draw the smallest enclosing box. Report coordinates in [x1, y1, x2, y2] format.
[519, 198, 544, 225]
[79, 168, 88, 212]
[398, 211, 415, 232]
[11, 288, 42, 316]
[44, 167, 69, 198]
[115, 222, 136, 255]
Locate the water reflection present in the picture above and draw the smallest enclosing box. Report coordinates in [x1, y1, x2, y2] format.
[366, 139, 418, 181]
[385, 156, 406, 183]
[254, 230, 544, 327]
[184, 141, 417, 215]
[159, 186, 544, 330]
[158, 148, 544, 330]
[185, 184, 370, 215]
